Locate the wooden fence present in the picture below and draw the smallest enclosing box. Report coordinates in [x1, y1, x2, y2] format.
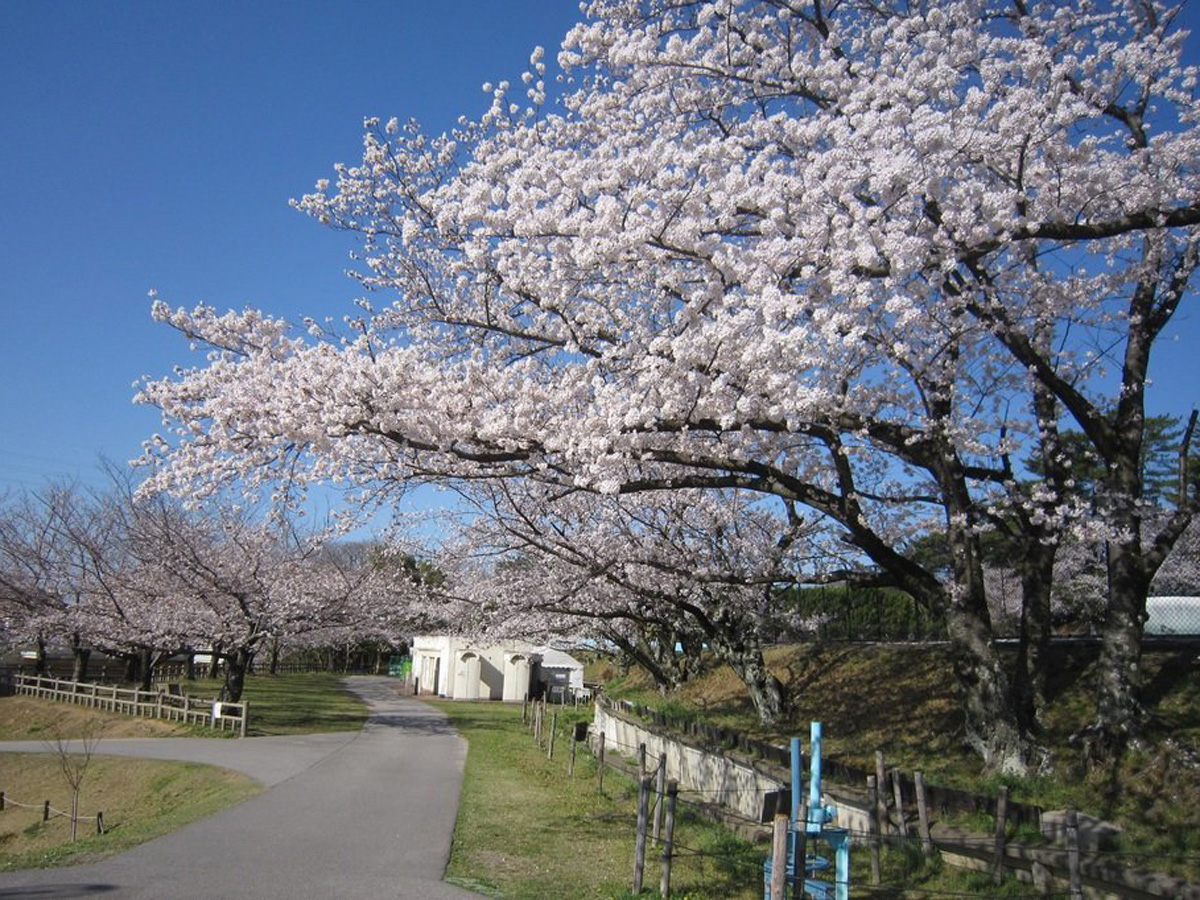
[14, 674, 249, 737]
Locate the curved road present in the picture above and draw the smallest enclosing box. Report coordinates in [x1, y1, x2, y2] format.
[0, 677, 478, 899]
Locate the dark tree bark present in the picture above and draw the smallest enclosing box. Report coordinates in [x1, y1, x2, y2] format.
[220, 646, 254, 702]
[70, 633, 91, 683]
[208, 643, 223, 680]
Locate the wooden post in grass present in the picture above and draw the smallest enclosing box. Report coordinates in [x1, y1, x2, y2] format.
[597, 731, 606, 794]
[892, 769, 909, 838]
[914, 771, 933, 856]
[522, 697, 528, 725]
[1, 791, 5, 810]
[652, 754, 666, 845]
[569, 729, 578, 776]
[638, 742, 647, 782]
[240, 701, 248, 738]
[633, 775, 651, 894]
[43, 800, 50, 822]
[866, 776, 881, 885]
[992, 785, 1009, 885]
[660, 780, 678, 900]
[770, 812, 789, 900]
[548, 712, 557, 760]
[96, 811, 104, 835]
[1066, 809, 1082, 900]
[874, 750, 889, 835]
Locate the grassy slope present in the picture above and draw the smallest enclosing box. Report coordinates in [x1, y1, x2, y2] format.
[0, 673, 369, 870]
[431, 699, 765, 900]
[0, 753, 259, 870]
[598, 643, 1200, 873]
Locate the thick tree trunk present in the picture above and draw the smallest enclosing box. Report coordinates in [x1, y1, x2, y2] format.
[33, 636, 48, 676]
[124, 652, 140, 684]
[185, 652, 196, 681]
[208, 643, 223, 680]
[221, 646, 254, 702]
[139, 647, 154, 692]
[1088, 534, 1151, 761]
[70, 633, 91, 683]
[711, 628, 786, 728]
[267, 638, 280, 676]
[1014, 542, 1055, 734]
[943, 476, 1035, 775]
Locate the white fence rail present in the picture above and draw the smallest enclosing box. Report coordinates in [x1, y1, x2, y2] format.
[14, 674, 248, 737]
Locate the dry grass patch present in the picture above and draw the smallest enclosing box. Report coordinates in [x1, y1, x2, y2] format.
[0, 752, 259, 870]
[0, 697, 192, 741]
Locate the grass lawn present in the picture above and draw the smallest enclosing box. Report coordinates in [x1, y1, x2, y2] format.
[0, 673, 370, 741]
[0, 752, 259, 870]
[431, 699, 765, 900]
[180, 673, 370, 735]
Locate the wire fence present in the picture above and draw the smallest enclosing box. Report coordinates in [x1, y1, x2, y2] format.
[581, 697, 1200, 898]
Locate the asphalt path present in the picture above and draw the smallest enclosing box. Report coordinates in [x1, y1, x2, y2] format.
[0, 677, 478, 899]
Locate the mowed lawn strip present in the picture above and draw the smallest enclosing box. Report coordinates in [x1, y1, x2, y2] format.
[0, 673, 371, 741]
[430, 699, 763, 900]
[181, 673, 371, 735]
[0, 752, 260, 870]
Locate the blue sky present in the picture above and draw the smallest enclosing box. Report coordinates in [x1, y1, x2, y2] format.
[0, 0, 583, 503]
[1, 1, 1199, 518]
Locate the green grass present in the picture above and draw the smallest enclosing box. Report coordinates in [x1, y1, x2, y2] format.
[180, 673, 370, 735]
[599, 643, 1200, 883]
[0, 673, 371, 741]
[0, 752, 260, 870]
[431, 699, 765, 899]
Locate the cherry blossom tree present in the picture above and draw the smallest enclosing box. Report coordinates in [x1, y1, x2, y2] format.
[139, 0, 1199, 769]
[440, 482, 816, 723]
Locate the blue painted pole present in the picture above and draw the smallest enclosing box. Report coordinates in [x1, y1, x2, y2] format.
[790, 736, 802, 824]
[808, 721, 822, 834]
[790, 736, 802, 888]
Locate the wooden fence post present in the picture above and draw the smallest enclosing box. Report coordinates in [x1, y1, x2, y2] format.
[660, 780, 678, 900]
[569, 729, 578, 776]
[892, 770, 909, 837]
[548, 712, 557, 760]
[652, 754, 666, 845]
[867, 776, 881, 886]
[43, 800, 50, 822]
[522, 697, 528, 725]
[633, 775, 651, 895]
[1, 791, 5, 810]
[875, 750, 889, 835]
[1066, 809, 1082, 900]
[770, 813, 789, 900]
[96, 811, 104, 835]
[597, 731, 606, 794]
[914, 771, 933, 857]
[992, 785, 1009, 885]
[638, 742, 646, 782]
[240, 700, 249, 738]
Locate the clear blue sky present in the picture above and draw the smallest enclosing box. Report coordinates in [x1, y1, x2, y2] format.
[1, 1, 1198, 505]
[0, 0, 584, 499]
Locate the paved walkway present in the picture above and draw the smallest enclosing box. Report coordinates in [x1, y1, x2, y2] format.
[0, 677, 478, 899]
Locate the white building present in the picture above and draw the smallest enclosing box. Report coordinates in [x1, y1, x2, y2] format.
[410, 635, 584, 701]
